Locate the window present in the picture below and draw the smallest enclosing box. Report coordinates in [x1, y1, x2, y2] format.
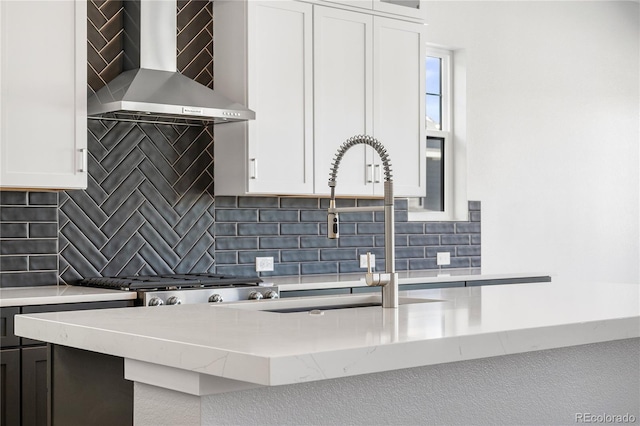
[408, 47, 466, 221]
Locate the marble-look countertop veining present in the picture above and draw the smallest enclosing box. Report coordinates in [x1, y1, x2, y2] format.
[14, 280, 639, 393]
[269, 268, 550, 291]
[0, 285, 137, 307]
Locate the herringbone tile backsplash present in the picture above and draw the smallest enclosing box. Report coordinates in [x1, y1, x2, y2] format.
[0, 0, 481, 287]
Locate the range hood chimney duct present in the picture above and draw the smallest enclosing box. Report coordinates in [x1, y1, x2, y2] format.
[88, 0, 254, 126]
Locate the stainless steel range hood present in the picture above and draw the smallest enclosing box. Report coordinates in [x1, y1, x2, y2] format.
[87, 0, 254, 125]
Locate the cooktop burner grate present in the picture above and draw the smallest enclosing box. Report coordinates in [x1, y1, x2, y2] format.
[78, 273, 263, 291]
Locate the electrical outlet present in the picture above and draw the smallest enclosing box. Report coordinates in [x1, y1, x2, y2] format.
[436, 252, 451, 266]
[255, 257, 274, 272]
[359, 254, 375, 269]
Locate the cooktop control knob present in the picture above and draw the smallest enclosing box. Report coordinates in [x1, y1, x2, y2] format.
[166, 296, 182, 305]
[148, 297, 164, 306]
[248, 291, 264, 300]
[208, 294, 224, 303]
[264, 290, 279, 299]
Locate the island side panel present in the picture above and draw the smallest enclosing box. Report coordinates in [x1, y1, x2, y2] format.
[194, 338, 639, 425]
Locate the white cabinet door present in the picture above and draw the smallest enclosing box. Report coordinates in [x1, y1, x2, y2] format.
[373, 16, 425, 197]
[214, 1, 314, 195]
[0, 0, 87, 190]
[313, 6, 373, 196]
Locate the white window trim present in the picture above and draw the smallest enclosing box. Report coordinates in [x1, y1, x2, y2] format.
[408, 46, 468, 222]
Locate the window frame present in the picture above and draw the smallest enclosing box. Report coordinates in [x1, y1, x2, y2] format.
[409, 46, 458, 221]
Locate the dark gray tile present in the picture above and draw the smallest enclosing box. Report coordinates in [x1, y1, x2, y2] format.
[263, 263, 300, 277]
[259, 237, 299, 249]
[280, 198, 318, 209]
[301, 262, 338, 275]
[356, 247, 384, 258]
[28, 223, 58, 239]
[375, 235, 408, 247]
[214, 251, 237, 265]
[339, 212, 374, 223]
[470, 211, 481, 222]
[1, 223, 28, 239]
[471, 257, 481, 267]
[443, 257, 471, 269]
[29, 255, 58, 271]
[0, 256, 28, 272]
[394, 199, 408, 210]
[237, 223, 279, 236]
[426, 246, 456, 258]
[395, 247, 425, 259]
[471, 235, 482, 245]
[395, 260, 409, 271]
[0, 207, 57, 222]
[214, 223, 237, 236]
[215, 237, 258, 250]
[320, 198, 356, 209]
[214, 196, 238, 208]
[441, 235, 470, 245]
[28, 192, 58, 206]
[320, 249, 357, 261]
[0, 191, 27, 206]
[215, 264, 257, 277]
[215, 209, 258, 222]
[300, 210, 326, 222]
[259, 210, 298, 222]
[337, 236, 374, 248]
[425, 223, 455, 234]
[457, 245, 481, 256]
[337, 261, 362, 274]
[281, 249, 319, 263]
[408, 235, 440, 246]
[468, 201, 481, 211]
[395, 223, 424, 234]
[238, 197, 278, 208]
[0, 240, 57, 255]
[357, 223, 384, 235]
[300, 236, 338, 249]
[357, 199, 383, 207]
[238, 250, 280, 264]
[456, 223, 480, 234]
[0, 271, 57, 287]
[280, 223, 318, 235]
[408, 258, 438, 270]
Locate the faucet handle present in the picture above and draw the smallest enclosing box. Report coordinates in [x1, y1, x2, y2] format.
[366, 252, 373, 273]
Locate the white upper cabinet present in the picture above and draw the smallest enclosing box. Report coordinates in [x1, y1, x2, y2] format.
[214, 0, 425, 197]
[0, 0, 87, 190]
[313, 7, 373, 196]
[214, 1, 314, 195]
[373, 16, 426, 197]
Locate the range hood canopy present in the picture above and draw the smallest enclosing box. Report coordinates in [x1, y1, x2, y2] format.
[87, 0, 254, 125]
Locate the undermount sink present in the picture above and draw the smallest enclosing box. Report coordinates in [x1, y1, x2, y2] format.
[216, 294, 442, 314]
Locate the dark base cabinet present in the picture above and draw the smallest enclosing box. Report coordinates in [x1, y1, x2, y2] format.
[1, 348, 21, 426]
[0, 299, 134, 426]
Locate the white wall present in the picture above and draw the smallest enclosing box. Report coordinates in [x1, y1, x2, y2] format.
[426, 1, 639, 283]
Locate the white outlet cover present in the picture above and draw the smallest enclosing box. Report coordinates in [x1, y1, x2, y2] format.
[436, 252, 451, 266]
[255, 257, 274, 272]
[359, 254, 375, 269]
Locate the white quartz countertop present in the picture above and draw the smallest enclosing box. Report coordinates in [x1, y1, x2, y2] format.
[14, 280, 639, 390]
[0, 285, 137, 307]
[269, 268, 550, 291]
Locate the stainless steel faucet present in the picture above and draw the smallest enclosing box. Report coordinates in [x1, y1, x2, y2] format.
[327, 135, 398, 308]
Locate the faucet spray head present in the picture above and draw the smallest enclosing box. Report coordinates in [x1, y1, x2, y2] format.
[328, 198, 339, 239]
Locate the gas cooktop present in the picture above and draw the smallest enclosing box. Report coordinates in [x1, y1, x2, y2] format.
[77, 273, 263, 291]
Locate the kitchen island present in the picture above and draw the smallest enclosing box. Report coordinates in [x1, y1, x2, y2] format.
[14, 280, 640, 425]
